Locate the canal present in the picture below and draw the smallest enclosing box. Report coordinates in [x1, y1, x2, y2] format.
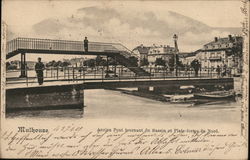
[6, 88, 241, 126]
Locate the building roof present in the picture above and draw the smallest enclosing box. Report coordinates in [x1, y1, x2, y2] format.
[204, 36, 243, 47]
[179, 50, 200, 58]
[132, 46, 150, 54]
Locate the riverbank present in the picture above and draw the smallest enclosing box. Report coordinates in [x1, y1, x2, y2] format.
[110, 88, 169, 102]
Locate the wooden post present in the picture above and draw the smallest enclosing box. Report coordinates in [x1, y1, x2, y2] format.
[51, 67, 53, 78]
[73, 67, 75, 81]
[150, 66, 152, 80]
[68, 67, 70, 80]
[83, 68, 85, 82]
[102, 67, 104, 82]
[64, 67, 66, 79]
[19, 52, 27, 77]
[57, 67, 59, 80]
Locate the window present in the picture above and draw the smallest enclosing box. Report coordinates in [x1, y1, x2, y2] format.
[211, 53, 215, 57]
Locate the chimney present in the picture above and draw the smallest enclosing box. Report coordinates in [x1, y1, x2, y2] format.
[228, 35, 233, 41]
[214, 37, 218, 42]
[140, 44, 143, 48]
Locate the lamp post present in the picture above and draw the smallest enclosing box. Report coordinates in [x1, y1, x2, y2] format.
[173, 34, 179, 76]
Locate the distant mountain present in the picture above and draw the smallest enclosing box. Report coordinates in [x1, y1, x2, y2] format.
[33, 18, 64, 35]
[7, 6, 242, 51]
[212, 27, 242, 35]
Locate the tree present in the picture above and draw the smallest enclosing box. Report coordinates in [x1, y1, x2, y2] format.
[140, 58, 149, 66]
[46, 60, 56, 67]
[108, 57, 118, 66]
[95, 55, 102, 66]
[99, 59, 107, 66]
[6, 62, 11, 69]
[88, 59, 96, 69]
[61, 61, 71, 67]
[155, 58, 166, 67]
[84, 59, 96, 69]
[168, 54, 183, 71]
[54, 60, 62, 67]
[6, 61, 17, 70]
[128, 56, 138, 67]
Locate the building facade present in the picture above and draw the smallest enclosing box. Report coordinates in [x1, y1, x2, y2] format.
[147, 45, 175, 66]
[197, 35, 243, 72]
[179, 51, 197, 66]
[132, 44, 150, 62]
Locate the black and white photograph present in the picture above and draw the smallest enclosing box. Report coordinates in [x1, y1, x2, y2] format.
[1, 0, 248, 159]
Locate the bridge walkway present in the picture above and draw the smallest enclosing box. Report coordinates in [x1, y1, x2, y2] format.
[6, 37, 150, 76]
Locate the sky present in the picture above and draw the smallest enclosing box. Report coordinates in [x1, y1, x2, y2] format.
[3, 0, 243, 62]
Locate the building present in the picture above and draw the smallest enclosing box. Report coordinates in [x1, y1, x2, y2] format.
[147, 44, 175, 66]
[26, 61, 36, 69]
[179, 51, 197, 66]
[132, 34, 180, 67]
[197, 35, 243, 72]
[69, 58, 86, 67]
[132, 44, 150, 65]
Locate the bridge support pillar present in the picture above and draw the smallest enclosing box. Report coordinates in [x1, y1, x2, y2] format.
[19, 52, 27, 78]
[6, 85, 84, 114]
[138, 86, 150, 92]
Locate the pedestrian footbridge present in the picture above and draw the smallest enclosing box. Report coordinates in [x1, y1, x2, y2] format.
[6, 37, 150, 76]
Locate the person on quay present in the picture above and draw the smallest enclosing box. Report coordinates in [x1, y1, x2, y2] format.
[216, 65, 221, 78]
[191, 59, 200, 77]
[222, 64, 227, 77]
[35, 57, 45, 85]
[84, 37, 88, 52]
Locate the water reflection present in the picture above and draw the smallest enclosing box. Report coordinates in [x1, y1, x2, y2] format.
[6, 89, 241, 122]
[6, 108, 84, 119]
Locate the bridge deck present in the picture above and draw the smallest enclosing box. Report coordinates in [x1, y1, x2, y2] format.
[6, 77, 234, 91]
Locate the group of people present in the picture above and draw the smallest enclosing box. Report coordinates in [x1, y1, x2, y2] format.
[190, 59, 232, 78]
[191, 59, 201, 77]
[216, 64, 231, 77]
[34, 37, 89, 85]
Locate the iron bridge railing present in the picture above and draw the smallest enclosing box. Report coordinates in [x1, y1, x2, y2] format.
[6, 66, 234, 87]
[6, 37, 139, 59]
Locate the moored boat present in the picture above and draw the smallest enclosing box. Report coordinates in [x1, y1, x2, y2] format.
[194, 91, 236, 100]
[164, 94, 195, 103]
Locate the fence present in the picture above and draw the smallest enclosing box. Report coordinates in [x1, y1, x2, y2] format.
[6, 37, 139, 58]
[6, 66, 233, 86]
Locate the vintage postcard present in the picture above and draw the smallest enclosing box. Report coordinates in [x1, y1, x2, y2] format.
[1, 0, 249, 159]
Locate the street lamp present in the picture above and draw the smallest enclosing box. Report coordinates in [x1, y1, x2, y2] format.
[173, 34, 179, 76]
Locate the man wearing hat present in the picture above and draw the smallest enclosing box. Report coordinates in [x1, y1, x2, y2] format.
[35, 57, 45, 85]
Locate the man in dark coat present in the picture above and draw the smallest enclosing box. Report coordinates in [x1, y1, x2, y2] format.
[191, 59, 200, 77]
[216, 65, 221, 78]
[35, 57, 45, 85]
[84, 37, 88, 52]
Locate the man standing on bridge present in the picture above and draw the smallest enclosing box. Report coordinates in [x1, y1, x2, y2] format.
[35, 57, 45, 85]
[191, 59, 201, 77]
[84, 37, 88, 52]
